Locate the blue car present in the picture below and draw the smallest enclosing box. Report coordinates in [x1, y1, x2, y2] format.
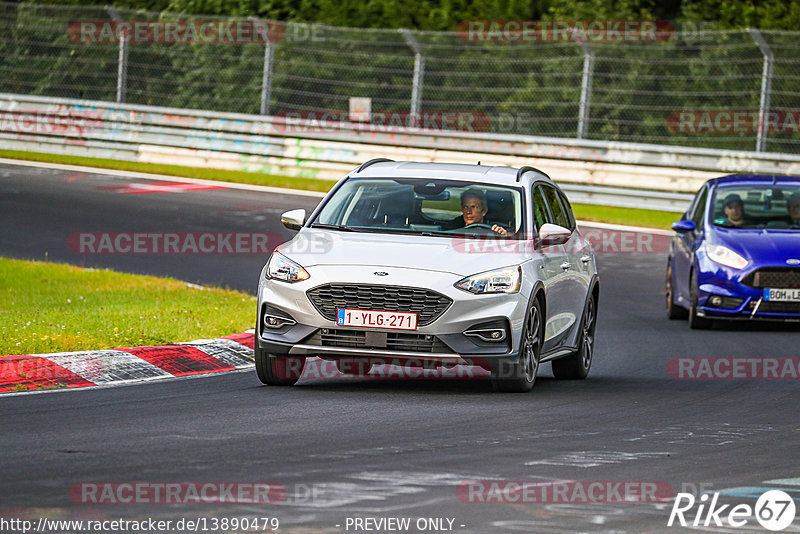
[666, 174, 800, 328]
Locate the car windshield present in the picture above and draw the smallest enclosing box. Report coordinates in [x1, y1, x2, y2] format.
[312, 177, 525, 238]
[711, 184, 800, 229]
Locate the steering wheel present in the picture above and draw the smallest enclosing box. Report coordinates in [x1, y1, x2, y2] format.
[463, 223, 496, 230]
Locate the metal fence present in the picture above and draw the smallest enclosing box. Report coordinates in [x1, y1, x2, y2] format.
[2, 2, 800, 154]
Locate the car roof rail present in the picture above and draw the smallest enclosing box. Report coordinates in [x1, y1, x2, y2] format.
[516, 165, 551, 182]
[356, 158, 395, 173]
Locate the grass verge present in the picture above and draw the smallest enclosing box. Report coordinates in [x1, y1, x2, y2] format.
[572, 203, 678, 230]
[0, 258, 255, 356]
[1, 150, 678, 229]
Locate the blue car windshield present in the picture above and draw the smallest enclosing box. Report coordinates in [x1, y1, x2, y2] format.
[313, 177, 525, 238]
[711, 185, 800, 229]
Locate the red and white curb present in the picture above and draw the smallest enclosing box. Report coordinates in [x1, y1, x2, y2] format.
[0, 332, 254, 394]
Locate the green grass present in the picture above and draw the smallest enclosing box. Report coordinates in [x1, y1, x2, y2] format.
[0, 150, 679, 229]
[0, 258, 256, 356]
[572, 203, 678, 230]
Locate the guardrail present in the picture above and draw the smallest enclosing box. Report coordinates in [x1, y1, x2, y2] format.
[3, 92, 800, 212]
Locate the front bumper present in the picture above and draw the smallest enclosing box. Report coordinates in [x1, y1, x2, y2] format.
[256, 264, 531, 363]
[696, 264, 800, 321]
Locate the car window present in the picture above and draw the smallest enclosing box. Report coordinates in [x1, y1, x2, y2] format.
[556, 189, 577, 231]
[711, 185, 800, 229]
[691, 186, 708, 228]
[313, 177, 526, 237]
[541, 185, 571, 229]
[532, 186, 550, 230]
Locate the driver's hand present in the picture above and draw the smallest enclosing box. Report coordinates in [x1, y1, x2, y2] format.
[491, 225, 508, 235]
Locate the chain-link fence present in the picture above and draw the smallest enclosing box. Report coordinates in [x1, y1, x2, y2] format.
[2, 2, 800, 154]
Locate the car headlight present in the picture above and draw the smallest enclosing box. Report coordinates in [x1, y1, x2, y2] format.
[455, 266, 521, 294]
[266, 252, 310, 283]
[705, 243, 749, 270]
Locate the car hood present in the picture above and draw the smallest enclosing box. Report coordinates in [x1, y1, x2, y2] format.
[711, 227, 800, 265]
[276, 228, 534, 277]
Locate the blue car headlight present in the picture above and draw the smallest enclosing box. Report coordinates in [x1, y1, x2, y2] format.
[704, 243, 749, 270]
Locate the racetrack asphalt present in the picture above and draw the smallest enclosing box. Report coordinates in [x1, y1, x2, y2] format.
[1, 161, 799, 534]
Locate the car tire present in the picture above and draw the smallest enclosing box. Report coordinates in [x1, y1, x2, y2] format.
[255, 347, 306, 386]
[553, 292, 596, 380]
[666, 262, 689, 320]
[688, 269, 713, 330]
[491, 296, 542, 393]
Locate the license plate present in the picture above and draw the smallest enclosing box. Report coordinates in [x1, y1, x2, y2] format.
[764, 288, 800, 302]
[336, 308, 417, 330]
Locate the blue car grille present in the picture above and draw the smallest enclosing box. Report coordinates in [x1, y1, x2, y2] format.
[742, 268, 800, 289]
[306, 284, 452, 326]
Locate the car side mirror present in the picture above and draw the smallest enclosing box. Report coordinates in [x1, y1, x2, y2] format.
[538, 223, 572, 247]
[281, 209, 306, 231]
[671, 220, 695, 233]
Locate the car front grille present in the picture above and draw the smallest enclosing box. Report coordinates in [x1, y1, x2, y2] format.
[305, 329, 450, 353]
[742, 268, 800, 289]
[306, 284, 452, 326]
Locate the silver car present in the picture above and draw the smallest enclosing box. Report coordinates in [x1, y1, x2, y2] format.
[256, 160, 599, 392]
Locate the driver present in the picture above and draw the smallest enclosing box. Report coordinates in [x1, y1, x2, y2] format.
[720, 193, 749, 227]
[460, 189, 507, 235]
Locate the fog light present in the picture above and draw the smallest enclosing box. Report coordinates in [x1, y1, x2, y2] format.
[709, 295, 723, 307]
[463, 327, 507, 343]
[263, 312, 296, 330]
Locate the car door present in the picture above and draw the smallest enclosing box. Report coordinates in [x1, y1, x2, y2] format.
[555, 187, 592, 312]
[673, 185, 708, 305]
[540, 184, 588, 347]
[532, 184, 571, 353]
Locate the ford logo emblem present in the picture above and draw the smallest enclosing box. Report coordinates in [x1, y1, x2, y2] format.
[373, 271, 388, 276]
[787, 259, 800, 265]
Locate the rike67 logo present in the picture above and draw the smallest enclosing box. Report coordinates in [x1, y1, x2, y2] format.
[668, 490, 796, 531]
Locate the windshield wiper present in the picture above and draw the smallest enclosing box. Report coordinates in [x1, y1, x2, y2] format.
[420, 230, 464, 238]
[310, 223, 356, 232]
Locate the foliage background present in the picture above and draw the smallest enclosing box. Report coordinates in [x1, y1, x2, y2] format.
[2, 0, 800, 152]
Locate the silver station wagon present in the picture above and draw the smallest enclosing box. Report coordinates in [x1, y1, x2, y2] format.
[256, 160, 599, 392]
